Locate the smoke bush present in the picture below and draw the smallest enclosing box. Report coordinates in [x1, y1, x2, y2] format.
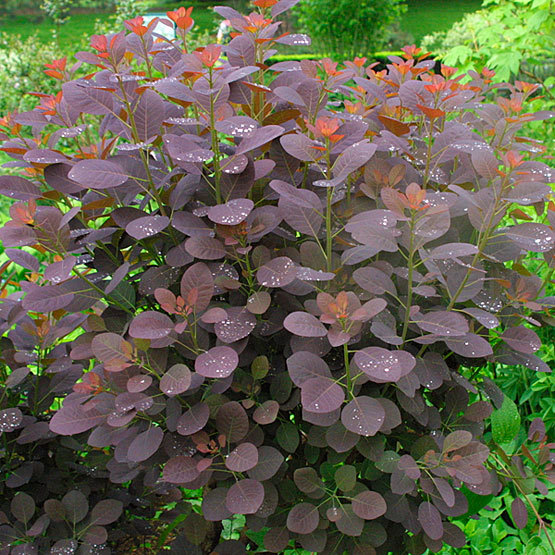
[0, 1, 554, 552]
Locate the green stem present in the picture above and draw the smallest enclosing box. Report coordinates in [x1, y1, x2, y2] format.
[401, 215, 415, 344]
[343, 343, 352, 398]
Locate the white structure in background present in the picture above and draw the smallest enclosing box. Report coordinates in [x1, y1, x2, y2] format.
[142, 13, 176, 40]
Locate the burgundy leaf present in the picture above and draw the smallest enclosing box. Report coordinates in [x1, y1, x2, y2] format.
[180, 262, 214, 312]
[235, 125, 284, 155]
[68, 159, 127, 189]
[208, 199, 254, 225]
[214, 307, 256, 343]
[283, 312, 327, 337]
[257, 257, 297, 288]
[287, 351, 332, 386]
[226, 479, 264, 514]
[129, 311, 174, 339]
[301, 377, 345, 413]
[160, 364, 192, 395]
[286, 503, 319, 534]
[246, 291, 272, 314]
[445, 333, 493, 358]
[185, 237, 226, 260]
[177, 403, 210, 436]
[0, 408, 23, 433]
[127, 426, 164, 462]
[253, 400, 279, 425]
[163, 455, 200, 484]
[351, 491, 387, 520]
[415, 311, 469, 337]
[195, 346, 239, 378]
[511, 497, 528, 529]
[216, 401, 249, 443]
[501, 326, 541, 354]
[126, 215, 169, 239]
[341, 396, 385, 436]
[225, 443, 259, 472]
[418, 501, 443, 540]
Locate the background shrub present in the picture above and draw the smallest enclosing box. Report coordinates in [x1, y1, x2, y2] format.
[292, 0, 407, 59]
[0, 1, 554, 553]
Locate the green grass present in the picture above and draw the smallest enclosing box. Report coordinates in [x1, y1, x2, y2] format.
[400, 0, 483, 43]
[0, 1, 485, 48]
[0, 4, 216, 48]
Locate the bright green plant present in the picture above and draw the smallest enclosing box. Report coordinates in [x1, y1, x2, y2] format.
[293, 0, 407, 59]
[421, 0, 554, 82]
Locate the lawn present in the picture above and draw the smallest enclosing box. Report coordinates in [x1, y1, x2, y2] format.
[0, 1, 485, 48]
[401, 0, 483, 43]
[0, 3, 217, 46]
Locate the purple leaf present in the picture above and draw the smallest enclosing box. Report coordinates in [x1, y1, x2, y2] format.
[445, 333, 493, 357]
[418, 501, 443, 540]
[253, 400, 280, 425]
[216, 401, 249, 442]
[163, 455, 200, 484]
[68, 159, 127, 189]
[443, 430, 473, 453]
[341, 396, 385, 436]
[133, 89, 165, 142]
[246, 291, 272, 314]
[128, 426, 164, 462]
[160, 364, 192, 396]
[505, 223, 554, 252]
[471, 150, 499, 179]
[287, 351, 332, 386]
[129, 311, 174, 339]
[202, 488, 233, 521]
[283, 312, 327, 337]
[62, 490, 88, 524]
[301, 377, 344, 413]
[126, 215, 169, 239]
[286, 503, 319, 534]
[4, 249, 40, 272]
[236, 125, 284, 155]
[177, 403, 210, 436]
[0, 408, 23, 433]
[429, 243, 479, 259]
[353, 347, 409, 382]
[415, 311, 469, 336]
[89, 499, 124, 526]
[225, 443, 259, 472]
[257, 256, 297, 288]
[247, 446, 284, 481]
[226, 479, 264, 514]
[180, 262, 214, 312]
[0, 175, 42, 200]
[49, 403, 107, 435]
[215, 116, 258, 137]
[501, 326, 541, 354]
[208, 199, 254, 226]
[214, 307, 256, 343]
[351, 491, 387, 520]
[22, 285, 74, 313]
[185, 237, 226, 260]
[511, 498, 528, 529]
[195, 346, 239, 378]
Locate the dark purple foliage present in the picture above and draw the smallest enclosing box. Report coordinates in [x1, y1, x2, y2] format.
[0, 2, 553, 554]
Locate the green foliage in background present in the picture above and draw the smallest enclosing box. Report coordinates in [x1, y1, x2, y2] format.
[293, 0, 407, 59]
[0, 34, 63, 115]
[421, 0, 554, 82]
[421, 0, 554, 149]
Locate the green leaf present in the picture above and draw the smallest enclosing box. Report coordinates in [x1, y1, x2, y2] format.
[491, 395, 521, 444]
[334, 465, 357, 492]
[276, 421, 299, 453]
[459, 486, 494, 519]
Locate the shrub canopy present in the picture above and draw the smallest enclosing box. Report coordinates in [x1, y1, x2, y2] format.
[0, 1, 554, 553]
